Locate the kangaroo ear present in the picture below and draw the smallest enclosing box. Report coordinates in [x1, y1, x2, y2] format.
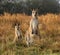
[35, 9, 38, 12]
[18, 23, 20, 26]
[36, 7, 40, 11]
[30, 8, 34, 11]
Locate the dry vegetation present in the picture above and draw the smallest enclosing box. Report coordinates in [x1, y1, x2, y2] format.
[0, 13, 60, 55]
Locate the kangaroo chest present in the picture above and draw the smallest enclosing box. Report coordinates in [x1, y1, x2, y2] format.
[15, 26, 21, 37]
[31, 18, 38, 29]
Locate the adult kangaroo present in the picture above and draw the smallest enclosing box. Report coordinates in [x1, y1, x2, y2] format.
[25, 9, 39, 47]
[30, 9, 39, 35]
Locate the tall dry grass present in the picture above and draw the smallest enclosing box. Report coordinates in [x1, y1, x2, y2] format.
[0, 13, 60, 55]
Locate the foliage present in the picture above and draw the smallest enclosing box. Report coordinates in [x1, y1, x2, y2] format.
[0, 0, 60, 15]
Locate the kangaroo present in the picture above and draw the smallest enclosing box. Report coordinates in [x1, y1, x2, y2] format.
[25, 27, 33, 47]
[13, 23, 23, 43]
[30, 9, 39, 35]
[25, 9, 39, 47]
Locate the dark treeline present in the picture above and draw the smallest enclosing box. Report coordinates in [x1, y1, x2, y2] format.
[0, 0, 60, 15]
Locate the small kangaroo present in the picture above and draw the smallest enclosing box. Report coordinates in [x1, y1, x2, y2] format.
[13, 23, 23, 43]
[25, 27, 33, 47]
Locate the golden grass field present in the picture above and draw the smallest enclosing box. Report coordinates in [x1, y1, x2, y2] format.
[0, 13, 60, 55]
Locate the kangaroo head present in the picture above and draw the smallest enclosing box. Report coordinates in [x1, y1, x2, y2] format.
[32, 9, 37, 18]
[15, 23, 20, 30]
